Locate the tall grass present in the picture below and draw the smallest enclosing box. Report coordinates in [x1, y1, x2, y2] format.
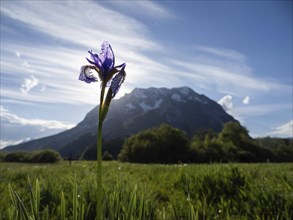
[1, 162, 292, 219]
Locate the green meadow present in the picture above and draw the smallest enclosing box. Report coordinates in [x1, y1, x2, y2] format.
[0, 161, 292, 220]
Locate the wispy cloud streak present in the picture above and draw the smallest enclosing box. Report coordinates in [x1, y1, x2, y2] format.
[0, 1, 172, 106]
[107, 1, 175, 19]
[170, 58, 290, 96]
[1, 106, 74, 129]
[1, 1, 290, 108]
[196, 46, 247, 62]
[268, 120, 293, 138]
[0, 139, 30, 150]
[0, 1, 158, 50]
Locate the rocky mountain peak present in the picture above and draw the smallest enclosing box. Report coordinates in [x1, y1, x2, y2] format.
[4, 87, 237, 156]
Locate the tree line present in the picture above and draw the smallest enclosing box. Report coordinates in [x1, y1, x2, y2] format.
[0, 149, 62, 163]
[1, 122, 292, 164]
[118, 122, 293, 163]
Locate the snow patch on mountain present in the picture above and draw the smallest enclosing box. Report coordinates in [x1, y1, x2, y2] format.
[126, 103, 136, 110]
[171, 93, 185, 103]
[179, 87, 191, 96]
[139, 99, 163, 113]
[132, 88, 147, 99]
[194, 96, 204, 103]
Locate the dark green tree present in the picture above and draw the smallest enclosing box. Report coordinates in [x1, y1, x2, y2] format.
[218, 122, 276, 162]
[3, 149, 61, 163]
[4, 151, 29, 162]
[218, 121, 251, 147]
[102, 151, 114, 161]
[27, 149, 62, 163]
[118, 124, 189, 163]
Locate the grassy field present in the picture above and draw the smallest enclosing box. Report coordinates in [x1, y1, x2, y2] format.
[0, 161, 292, 219]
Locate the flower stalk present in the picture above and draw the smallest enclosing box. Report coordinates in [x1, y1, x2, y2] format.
[79, 41, 126, 220]
[97, 113, 103, 220]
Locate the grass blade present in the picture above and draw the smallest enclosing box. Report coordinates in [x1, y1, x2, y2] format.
[14, 190, 31, 220]
[73, 178, 78, 220]
[28, 177, 40, 220]
[138, 194, 145, 220]
[60, 191, 66, 220]
[126, 185, 137, 220]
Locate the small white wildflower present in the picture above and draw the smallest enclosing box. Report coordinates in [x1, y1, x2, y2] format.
[186, 193, 190, 202]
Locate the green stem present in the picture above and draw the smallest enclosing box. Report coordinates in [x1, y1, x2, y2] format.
[97, 84, 106, 220]
[99, 84, 106, 122]
[97, 120, 103, 220]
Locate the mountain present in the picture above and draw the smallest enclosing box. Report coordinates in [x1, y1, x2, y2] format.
[3, 87, 237, 157]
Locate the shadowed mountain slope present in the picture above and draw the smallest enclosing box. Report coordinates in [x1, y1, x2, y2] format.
[4, 87, 237, 157]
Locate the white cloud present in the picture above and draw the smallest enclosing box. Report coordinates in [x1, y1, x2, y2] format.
[0, 106, 75, 130]
[20, 75, 39, 94]
[134, 1, 173, 18]
[196, 46, 246, 62]
[170, 59, 290, 96]
[40, 85, 46, 92]
[0, 1, 171, 106]
[15, 51, 21, 57]
[218, 95, 233, 111]
[110, 1, 175, 19]
[1, 1, 290, 107]
[242, 96, 250, 105]
[0, 138, 30, 149]
[268, 120, 293, 138]
[217, 95, 246, 123]
[0, 106, 75, 148]
[0, 1, 159, 50]
[234, 104, 292, 118]
[21, 61, 31, 68]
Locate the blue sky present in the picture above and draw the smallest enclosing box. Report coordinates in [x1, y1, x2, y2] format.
[0, 0, 292, 149]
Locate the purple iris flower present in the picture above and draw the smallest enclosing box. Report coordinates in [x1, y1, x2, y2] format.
[79, 41, 126, 97]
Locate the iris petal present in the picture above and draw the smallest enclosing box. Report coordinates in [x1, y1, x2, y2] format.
[88, 50, 102, 66]
[79, 65, 98, 83]
[105, 63, 126, 82]
[86, 57, 104, 72]
[114, 63, 126, 69]
[110, 67, 126, 98]
[100, 41, 114, 72]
